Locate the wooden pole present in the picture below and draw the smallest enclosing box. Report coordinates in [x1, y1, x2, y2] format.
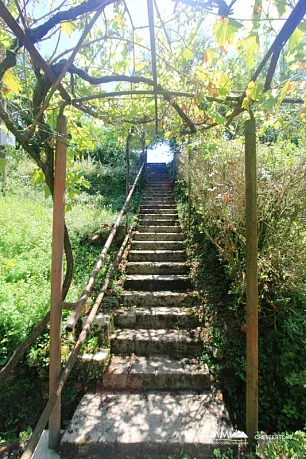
[145, 146, 148, 184]
[188, 142, 191, 233]
[64, 163, 144, 331]
[49, 114, 67, 449]
[245, 115, 258, 441]
[0, 149, 7, 196]
[20, 229, 132, 459]
[141, 132, 147, 185]
[125, 131, 131, 233]
[147, 0, 158, 136]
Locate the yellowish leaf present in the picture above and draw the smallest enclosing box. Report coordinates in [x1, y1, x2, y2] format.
[203, 49, 215, 66]
[60, 21, 77, 38]
[2, 71, 21, 94]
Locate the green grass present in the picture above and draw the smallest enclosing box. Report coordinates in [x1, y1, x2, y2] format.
[0, 195, 53, 363]
[0, 156, 140, 445]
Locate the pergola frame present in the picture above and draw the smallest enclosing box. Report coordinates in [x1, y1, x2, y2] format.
[0, 0, 305, 456]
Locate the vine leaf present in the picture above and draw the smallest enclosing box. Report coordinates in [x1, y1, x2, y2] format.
[2, 71, 21, 94]
[274, 0, 286, 17]
[203, 49, 215, 65]
[238, 34, 259, 67]
[288, 27, 303, 52]
[60, 21, 77, 38]
[277, 80, 292, 105]
[212, 17, 243, 49]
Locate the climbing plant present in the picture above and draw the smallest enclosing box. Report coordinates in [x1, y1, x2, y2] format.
[0, 0, 305, 297]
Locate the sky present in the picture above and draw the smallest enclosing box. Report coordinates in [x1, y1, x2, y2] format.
[35, 0, 257, 58]
[147, 141, 173, 163]
[32, 0, 286, 63]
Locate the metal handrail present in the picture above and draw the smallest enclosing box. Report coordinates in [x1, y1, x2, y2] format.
[20, 224, 134, 459]
[64, 161, 144, 331]
[21, 159, 145, 458]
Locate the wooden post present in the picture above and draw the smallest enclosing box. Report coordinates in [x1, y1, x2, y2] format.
[147, 0, 158, 136]
[49, 114, 67, 449]
[142, 133, 148, 184]
[0, 149, 7, 196]
[144, 146, 148, 184]
[245, 116, 258, 441]
[125, 131, 132, 233]
[188, 142, 191, 233]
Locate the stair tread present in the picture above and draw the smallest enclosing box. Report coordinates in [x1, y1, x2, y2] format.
[111, 328, 201, 341]
[126, 274, 190, 281]
[105, 355, 208, 375]
[127, 261, 187, 266]
[130, 249, 185, 254]
[131, 241, 183, 248]
[137, 226, 181, 232]
[134, 232, 184, 236]
[115, 305, 201, 316]
[133, 232, 184, 240]
[140, 213, 177, 216]
[60, 391, 231, 450]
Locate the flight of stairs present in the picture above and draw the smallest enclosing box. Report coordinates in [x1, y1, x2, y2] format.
[61, 163, 232, 459]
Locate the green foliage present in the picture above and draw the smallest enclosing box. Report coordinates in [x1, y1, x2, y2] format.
[212, 448, 235, 459]
[0, 153, 135, 444]
[257, 431, 306, 458]
[89, 129, 126, 166]
[0, 195, 52, 364]
[179, 137, 306, 304]
[176, 134, 306, 432]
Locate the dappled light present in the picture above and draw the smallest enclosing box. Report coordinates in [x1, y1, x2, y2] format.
[0, 0, 306, 457]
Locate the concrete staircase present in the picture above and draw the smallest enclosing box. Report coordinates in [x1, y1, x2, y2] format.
[61, 163, 232, 458]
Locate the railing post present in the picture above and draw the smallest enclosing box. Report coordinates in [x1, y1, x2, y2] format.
[245, 115, 258, 441]
[187, 141, 191, 233]
[141, 131, 146, 177]
[144, 146, 148, 183]
[0, 149, 7, 196]
[49, 113, 67, 449]
[125, 131, 132, 233]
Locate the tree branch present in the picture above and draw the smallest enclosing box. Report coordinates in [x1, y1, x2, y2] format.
[225, 0, 306, 126]
[28, 0, 118, 44]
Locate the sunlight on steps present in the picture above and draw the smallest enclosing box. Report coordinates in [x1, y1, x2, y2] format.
[60, 163, 232, 459]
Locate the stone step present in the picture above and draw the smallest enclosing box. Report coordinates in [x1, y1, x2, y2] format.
[143, 191, 173, 196]
[142, 196, 174, 201]
[137, 225, 181, 233]
[145, 187, 173, 192]
[129, 250, 186, 262]
[110, 328, 203, 357]
[140, 213, 178, 218]
[140, 204, 176, 209]
[122, 291, 200, 308]
[127, 261, 189, 275]
[143, 191, 173, 195]
[114, 306, 201, 329]
[60, 391, 232, 459]
[131, 241, 184, 251]
[133, 232, 185, 241]
[102, 356, 210, 390]
[145, 181, 172, 185]
[139, 207, 177, 214]
[139, 218, 179, 226]
[146, 180, 173, 183]
[141, 200, 176, 205]
[124, 274, 191, 291]
[146, 180, 170, 184]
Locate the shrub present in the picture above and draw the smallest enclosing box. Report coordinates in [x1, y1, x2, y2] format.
[178, 138, 306, 305]
[176, 135, 306, 432]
